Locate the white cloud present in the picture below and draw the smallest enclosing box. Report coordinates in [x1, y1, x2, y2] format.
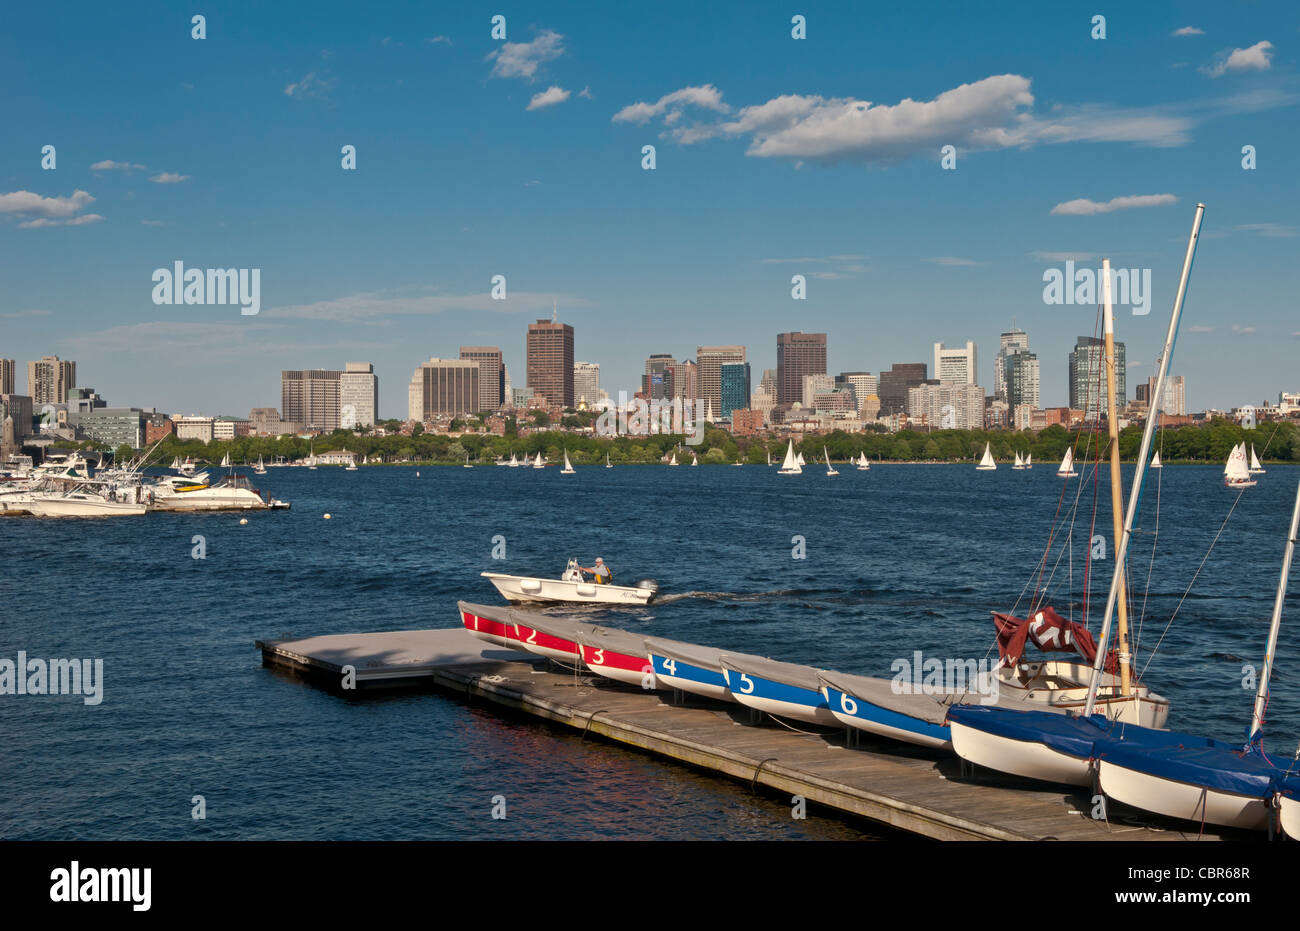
[578, 86, 593, 99]
[284, 71, 334, 99]
[486, 30, 564, 81]
[91, 159, 146, 172]
[612, 84, 729, 125]
[426, 35, 452, 46]
[925, 256, 982, 266]
[0, 309, 53, 319]
[1050, 194, 1177, 215]
[0, 188, 95, 218]
[1231, 324, 1257, 335]
[149, 172, 191, 184]
[527, 86, 571, 110]
[140, 219, 171, 227]
[1172, 26, 1205, 36]
[1234, 223, 1297, 238]
[760, 254, 866, 264]
[17, 213, 104, 228]
[1188, 325, 1215, 333]
[1204, 41, 1274, 77]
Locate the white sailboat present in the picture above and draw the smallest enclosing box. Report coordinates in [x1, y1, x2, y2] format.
[605, 452, 612, 469]
[795, 451, 806, 467]
[1249, 444, 1266, 474]
[691, 452, 699, 467]
[1025, 453, 1032, 470]
[777, 439, 802, 475]
[976, 443, 996, 471]
[1225, 442, 1256, 489]
[668, 450, 679, 466]
[220, 452, 231, 468]
[824, 446, 838, 476]
[255, 455, 267, 475]
[766, 448, 772, 467]
[532, 452, 545, 469]
[856, 452, 870, 471]
[1150, 450, 1162, 469]
[1012, 451, 1025, 471]
[561, 450, 575, 474]
[463, 453, 472, 469]
[1056, 447, 1077, 478]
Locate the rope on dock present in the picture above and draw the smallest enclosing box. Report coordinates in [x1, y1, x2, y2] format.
[750, 757, 780, 792]
[580, 709, 611, 740]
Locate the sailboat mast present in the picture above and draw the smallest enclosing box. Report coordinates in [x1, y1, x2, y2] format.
[1250, 477, 1300, 738]
[1102, 260, 1133, 698]
[1085, 203, 1205, 716]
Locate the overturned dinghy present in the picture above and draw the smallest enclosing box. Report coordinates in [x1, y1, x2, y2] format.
[505, 609, 656, 687]
[818, 670, 1007, 751]
[458, 601, 527, 649]
[645, 638, 746, 703]
[720, 654, 839, 727]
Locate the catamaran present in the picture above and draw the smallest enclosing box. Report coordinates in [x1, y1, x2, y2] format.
[947, 212, 1205, 785]
[1225, 442, 1256, 489]
[1056, 447, 1078, 478]
[561, 450, 575, 474]
[777, 440, 802, 475]
[824, 446, 838, 476]
[1249, 443, 1266, 475]
[976, 443, 996, 471]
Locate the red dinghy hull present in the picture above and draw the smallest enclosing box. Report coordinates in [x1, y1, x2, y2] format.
[459, 603, 524, 648]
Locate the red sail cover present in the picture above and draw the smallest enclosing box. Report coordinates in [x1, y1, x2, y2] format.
[994, 607, 1115, 672]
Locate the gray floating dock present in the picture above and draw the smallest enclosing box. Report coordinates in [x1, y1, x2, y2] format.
[257, 627, 1233, 841]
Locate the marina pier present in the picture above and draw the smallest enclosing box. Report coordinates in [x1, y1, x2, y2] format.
[257, 627, 1237, 841]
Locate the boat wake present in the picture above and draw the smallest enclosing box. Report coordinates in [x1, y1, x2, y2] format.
[655, 588, 807, 604]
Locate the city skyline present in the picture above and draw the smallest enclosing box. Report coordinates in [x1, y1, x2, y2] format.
[3, 3, 1298, 417]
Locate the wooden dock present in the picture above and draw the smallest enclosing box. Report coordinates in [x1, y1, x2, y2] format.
[257, 627, 1237, 841]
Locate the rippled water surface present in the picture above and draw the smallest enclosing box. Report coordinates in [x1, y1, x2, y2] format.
[3, 462, 1298, 839]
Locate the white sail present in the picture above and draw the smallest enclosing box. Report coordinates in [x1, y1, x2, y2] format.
[1012, 451, 1024, 469]
[1225, 442, 1253, 485]
[220, 452, 231, 468]
[691, 453, 698, 466]
[796, 452, 805, 466]
[1025, 454, 1032, 469]
[1057, 447, 1076, 477]
[976, 442, 996, 471]
[1151, 451, 1162, 469]
[1249, 444, 1265, 474]
[533, 452, 545, 469]
[778, 439, 802, 474]
[766, 448, 772, 466]
[606, 453, 612, 469]
[824, 446, 838, 476]
[669, 450, 678, 466]
[561, 450, 575, 474]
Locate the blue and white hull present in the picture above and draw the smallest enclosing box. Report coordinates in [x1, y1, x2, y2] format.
[818, 674, 952, 750]
[720, 656, 838, 727]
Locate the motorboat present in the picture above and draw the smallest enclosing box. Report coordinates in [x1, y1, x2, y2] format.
[149, 473, 278, 510]
[481, 558, 658, 605]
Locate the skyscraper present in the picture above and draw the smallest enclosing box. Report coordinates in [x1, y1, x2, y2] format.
[696, 346, 746, 417]
[667, 360, 697, 402]
[933, 341, 978, 386]
[776, 332, 827, 405]
[27, 355, 75, 404]
[339, 362, 379, 428]
[1004, 351, 1040, 411]
[993, 326, 1030, 401]
[1069, 336, 1126, 419]
[1138, 375, 1186, 416]
[643, 354, 675, 400]
[719, 362, 751, 418]
[526, 316, 574, 407]
[282, 369, 343, 431]
[0, 359, 14, 395]
[801, 373, 834, 408]
[460, 346, 505, 412]
[837, 372, 877, 413]
[573, 362, 601, 408]
[408, 359, 480, 420]
[877, 363, 928, 416]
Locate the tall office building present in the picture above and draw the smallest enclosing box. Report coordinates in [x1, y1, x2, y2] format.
[776, 332, 827, 405]
[573, 362, 601, 408]
[1138, 375, 1186, 416]
[907, 383, 985, 430]
[877, 363, 928, 416]
[719, 362, 751, 419]
[696, 346, 746, 417]
[993, 326, 1030, 401]
[0, 359, 14, 395]
[643, 354, 675, 400]
[408, 359, 480, 420]
[668, 360, 697, 402]
[760, 368, 777, 394]
[282, 369, 343, 431]
[837, 372, 877, 413]
[526, 316, 574, 407]
[459, 346, 505, 412]
[339, 362, 379, 428]
[933, 341, 978, 386]
[1004, 351, 1041, 411]
[801, 373, 834, 408]
[1069, 336, 1126, 419]
[27, 355, 76, 404]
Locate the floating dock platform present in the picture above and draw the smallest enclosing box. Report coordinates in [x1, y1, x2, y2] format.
[257, 627, 1234, 841]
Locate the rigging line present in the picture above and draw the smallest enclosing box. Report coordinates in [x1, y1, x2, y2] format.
[1136, 488, 1246, 680]
[1133, 420, 1165, 663]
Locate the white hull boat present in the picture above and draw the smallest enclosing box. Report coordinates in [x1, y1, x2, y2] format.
[1225, 442, 1256, 488]
[1097, 756, 1272, 830]
[777, 439, 801, 475]
[976, 442, 996, 471]
[720, 654, 840, 727]
[481, 560, 657, 605]
[22, 492, 147, 518]
[1057, 447, 1077, 477]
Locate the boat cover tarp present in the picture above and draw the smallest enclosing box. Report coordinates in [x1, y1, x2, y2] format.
[946, 706, 1116, 758]
[1096, 740, 1300, 798]
[719, 654, 824, 692]
[994, 607, 1114, 671]
[459, 601, 511, 624]
[818, 669, 1074, 724]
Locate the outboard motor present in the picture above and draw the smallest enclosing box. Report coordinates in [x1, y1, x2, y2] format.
[634, 579, 659, 596]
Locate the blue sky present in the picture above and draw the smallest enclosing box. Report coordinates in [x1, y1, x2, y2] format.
[2, 0, 1297, 417]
